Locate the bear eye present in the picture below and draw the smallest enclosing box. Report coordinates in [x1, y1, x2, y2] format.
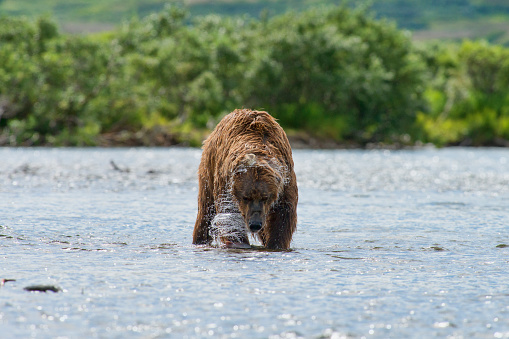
[242, 197, 250, 202]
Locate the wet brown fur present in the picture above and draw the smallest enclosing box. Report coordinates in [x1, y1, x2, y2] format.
[193, 109, 298, 249]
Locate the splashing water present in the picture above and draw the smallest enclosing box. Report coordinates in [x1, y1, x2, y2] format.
[207, 183, 248, 246]
[210, 212, 247, 245]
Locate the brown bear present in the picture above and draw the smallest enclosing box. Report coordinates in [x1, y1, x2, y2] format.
[193, 109, 298, 249]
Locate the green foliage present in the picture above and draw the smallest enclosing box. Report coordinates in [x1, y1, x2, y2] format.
[416, 40, 509, 146]
[0, 15, 147, 145]
[248, 7, 426, 142]
[1, 5, 509, 146]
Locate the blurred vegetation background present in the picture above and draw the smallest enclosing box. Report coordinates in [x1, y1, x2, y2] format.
[1, 1, 508, 147]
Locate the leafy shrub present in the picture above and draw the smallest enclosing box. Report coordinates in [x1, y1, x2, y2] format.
[246, 6, 427, 143]
[1, 5, 507, 147]
[417, 40, 509, 145]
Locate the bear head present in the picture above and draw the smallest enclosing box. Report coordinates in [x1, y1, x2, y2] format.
[231, 153, 285, 234]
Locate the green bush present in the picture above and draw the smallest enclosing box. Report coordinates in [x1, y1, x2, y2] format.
[1, 5, 508, 147]
[246, 7, 427, 143]
[417, 40, 509, 146]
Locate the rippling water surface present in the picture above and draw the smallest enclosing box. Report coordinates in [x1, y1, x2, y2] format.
[1, 147, 509, 338]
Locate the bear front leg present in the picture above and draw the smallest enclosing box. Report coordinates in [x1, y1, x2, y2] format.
[261, 200, 297, 250]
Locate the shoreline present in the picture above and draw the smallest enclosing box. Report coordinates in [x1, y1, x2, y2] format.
[2, 130, 508, 149]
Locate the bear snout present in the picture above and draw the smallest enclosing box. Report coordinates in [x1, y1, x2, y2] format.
[248, 212, 263, 233]
[249, 221, 262, 233]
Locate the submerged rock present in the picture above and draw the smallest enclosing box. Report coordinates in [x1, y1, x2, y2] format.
[24, 285, 61, 293]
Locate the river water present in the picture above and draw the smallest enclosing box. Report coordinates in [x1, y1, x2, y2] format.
[1, 147, 508, 338]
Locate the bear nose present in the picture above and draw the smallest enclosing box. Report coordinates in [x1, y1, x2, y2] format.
[249, 221, 262, 232]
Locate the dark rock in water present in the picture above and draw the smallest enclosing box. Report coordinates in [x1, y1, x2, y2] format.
[24, 285, 61, 293]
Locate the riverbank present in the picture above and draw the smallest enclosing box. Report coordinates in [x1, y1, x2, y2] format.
[0, 127, 478, 150]
[3, 124, 508, 149]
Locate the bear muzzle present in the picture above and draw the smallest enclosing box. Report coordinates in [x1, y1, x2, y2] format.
[248, 212, 263, 233]
[248, 221, 263, 233]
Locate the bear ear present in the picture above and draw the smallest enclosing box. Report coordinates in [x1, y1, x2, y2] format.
[242, 153, 256, 167]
